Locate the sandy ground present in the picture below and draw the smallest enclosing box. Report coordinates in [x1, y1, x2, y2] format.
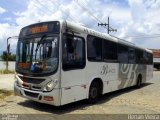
[0, 74, 15, 90]
[0, 71, 160, 119]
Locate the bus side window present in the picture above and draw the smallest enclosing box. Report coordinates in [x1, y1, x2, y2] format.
[128, 47, 135, 64]
[136, 49, 143, 64]
[62, 34, 85, 70]
[118, 44, 128, 63]
[87, 35, 102, 61]
[143, 51, 148, 64]
[148, 53, 153, 65]
[103, 40, 117, 62]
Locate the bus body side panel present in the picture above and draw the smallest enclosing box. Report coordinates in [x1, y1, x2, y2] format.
[86, 63, 150, 97]
[60, 69, 87, 105]
[85, 62, 119, 95]
[86, 62, 105, 94]
[135, 64, 148, 84]
[146, 65, 153, 81]
[101, 63, 119, 93]
[118, 64, 146, 89]
[85, 62, 148, 96]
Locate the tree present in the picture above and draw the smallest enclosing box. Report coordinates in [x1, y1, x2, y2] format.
[0, 51, 16, 61]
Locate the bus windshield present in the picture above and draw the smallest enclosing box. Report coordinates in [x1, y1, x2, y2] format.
[16, 35, 59, 75]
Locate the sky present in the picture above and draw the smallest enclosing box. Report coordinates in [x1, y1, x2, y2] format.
[0, 0, 160, 54]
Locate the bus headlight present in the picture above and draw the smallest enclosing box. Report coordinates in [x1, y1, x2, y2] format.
[43, 80, 57, 92]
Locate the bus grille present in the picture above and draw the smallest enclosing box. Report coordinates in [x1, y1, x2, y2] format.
[19, 76, 45, 84]
[24, 91, 39, 98]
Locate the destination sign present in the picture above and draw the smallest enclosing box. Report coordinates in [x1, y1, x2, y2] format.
[20, 21, 60, 37]
[29, 25, 48, 34]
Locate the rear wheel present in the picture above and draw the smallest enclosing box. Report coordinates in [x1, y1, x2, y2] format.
[136, 75, 142, 88]
[88, 81, 100, 104]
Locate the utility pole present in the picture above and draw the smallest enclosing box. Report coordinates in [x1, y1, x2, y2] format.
[98, 17, 117, 34]
[6, 36, 18, 70]
[6, 37, 11, 70]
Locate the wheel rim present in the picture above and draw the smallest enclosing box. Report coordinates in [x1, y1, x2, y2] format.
[90, 87, 98, 99]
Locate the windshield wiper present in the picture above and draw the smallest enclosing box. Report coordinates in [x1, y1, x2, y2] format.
[35, 35, 47, 61]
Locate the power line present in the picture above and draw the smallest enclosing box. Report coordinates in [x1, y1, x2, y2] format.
[36, 0, 73, 21]
[77, 1, 100, 22]
[48, 0, 76, 21]
[124, 35, 160, 39]
[74, 0, 107, 28]
[75, 0, 113, 29]
[46, 0, 78, 22]
[74, 0, 117, 34]
[50, 0, 80, 22]
[36, 0, 79, 22]
[124, 34, 160, 38]
[51, 1, 78, 22]
[32, 1, 52, 16]
[80, 1, 117, 34]
[77, 0, 102, 23]
[35, 0, 59, 18]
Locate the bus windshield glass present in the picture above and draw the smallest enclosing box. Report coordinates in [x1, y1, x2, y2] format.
[16, 35, 59, 75]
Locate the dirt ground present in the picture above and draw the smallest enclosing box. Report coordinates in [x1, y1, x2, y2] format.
[0, 74, 15, 90]
[0, 71, 160, 119]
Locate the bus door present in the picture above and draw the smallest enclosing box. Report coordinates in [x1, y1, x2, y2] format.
[61, 34, 86, 105]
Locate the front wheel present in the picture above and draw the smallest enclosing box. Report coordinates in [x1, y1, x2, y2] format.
[88, 81, 100, 104]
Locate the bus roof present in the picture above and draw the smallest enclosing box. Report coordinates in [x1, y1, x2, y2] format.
[20, 20, 152, 54]
[63, 20, 152, 53]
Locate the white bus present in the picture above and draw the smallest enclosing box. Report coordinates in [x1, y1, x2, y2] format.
[14, 20, 153, 106]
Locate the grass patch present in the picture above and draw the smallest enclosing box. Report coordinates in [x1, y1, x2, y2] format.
[0, 69, 15, 74]
[0, 89, 13, 100]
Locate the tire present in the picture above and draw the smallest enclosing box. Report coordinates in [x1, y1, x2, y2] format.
[88, 81, 100, 104]
[136, 75, 142, 88]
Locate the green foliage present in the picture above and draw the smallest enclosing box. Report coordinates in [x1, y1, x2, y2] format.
[0, 69, 15, 74]
[0, 54, 16, 61]
[0, 89, 13, 99]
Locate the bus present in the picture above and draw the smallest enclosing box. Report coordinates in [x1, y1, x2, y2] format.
[149, 49, 160, 70]
[14, 20, 153, 106]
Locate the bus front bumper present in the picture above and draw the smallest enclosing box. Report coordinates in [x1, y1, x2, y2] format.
[14, 83, 61, 106]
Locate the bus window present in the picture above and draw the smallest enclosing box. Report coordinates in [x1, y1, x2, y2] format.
[136, 49, 143, 64]
[143, 51, 148, 64]
[87, 35, 102, 61]
[103, 40, 117, 62]
[62, 34, 85, 70]
[128, 47, 135, 64]
[148, 53, 153, 65]
[118, 44, 128, 63]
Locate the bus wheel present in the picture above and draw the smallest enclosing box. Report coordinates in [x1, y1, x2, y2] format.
[136, 75, 142, 88]
[88, 81, 100, 104]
